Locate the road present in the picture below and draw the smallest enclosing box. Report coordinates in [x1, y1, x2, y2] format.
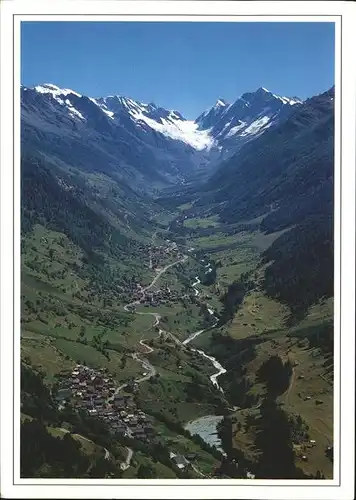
[123, 256, 187, 312]
[285, 367, 295, 405]
[120, 255, 189, 391]
[143, 255, 188, 292]
[148, 230, 158, 270]
[191, 463, 209, 478]
[120, 446, 134, 471]
[124, 254, 225, 391]
[132, 352, 156, 382]
[139, 339, 154, 354]
[58, 429, 111, 460]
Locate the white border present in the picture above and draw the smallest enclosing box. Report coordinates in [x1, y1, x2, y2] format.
[1, 1, 355, 499]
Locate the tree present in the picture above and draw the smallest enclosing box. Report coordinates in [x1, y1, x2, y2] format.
[137, 464, 155, 478]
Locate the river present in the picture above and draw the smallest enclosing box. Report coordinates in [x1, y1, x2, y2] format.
[124, 254, 229, 453]
[185, 415, 225, 454]
[184, 273, 226, 392]
[182, 267, 229, 454]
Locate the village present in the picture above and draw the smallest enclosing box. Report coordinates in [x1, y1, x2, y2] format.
[123, 240, 187, 308]
[54, 364, 215, 475]
[149, 240, 180, 270]
[55, 364, 154, 442]
[129, 283, 183, 308]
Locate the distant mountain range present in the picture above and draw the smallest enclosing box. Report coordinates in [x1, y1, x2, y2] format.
[21, 83, 303, 191]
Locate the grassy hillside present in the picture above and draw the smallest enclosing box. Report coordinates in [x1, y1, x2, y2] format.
[176, 216, 334, 479]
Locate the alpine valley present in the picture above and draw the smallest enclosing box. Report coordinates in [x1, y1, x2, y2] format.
[21, 83, 334, 480]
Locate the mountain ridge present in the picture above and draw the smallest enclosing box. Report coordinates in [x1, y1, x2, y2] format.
[23, 83, 304, 157]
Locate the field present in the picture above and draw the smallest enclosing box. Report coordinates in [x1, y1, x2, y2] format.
[183, 216, 220, 229]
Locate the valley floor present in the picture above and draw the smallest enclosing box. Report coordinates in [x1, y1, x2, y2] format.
[21, 209, 333, 479]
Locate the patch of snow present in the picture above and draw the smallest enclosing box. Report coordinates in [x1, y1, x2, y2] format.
[240, 116, 272, 137]
[129, 107, 214, 150]
[34, 84, 85, 121]
[225, 121, 246, 138]
[101, 108, 115, 119]
[35, 83, 81, 98]
[68, 108, 85, 121]
[64, 99, 85, 121]
[89, 97, 115, 119]
[272, 93, 302, 106]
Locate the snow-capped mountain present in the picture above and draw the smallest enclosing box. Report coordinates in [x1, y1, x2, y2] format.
[21, 83, 303, 190]
[30, 84, 213, 151]
[195, 98, 229, 130]
[21, 83, 209, 191]
[195, 87, 302, 162]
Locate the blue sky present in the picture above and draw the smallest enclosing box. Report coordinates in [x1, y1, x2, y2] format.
[21, 21, 334, 119]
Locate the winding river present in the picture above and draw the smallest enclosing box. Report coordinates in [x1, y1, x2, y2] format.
[183, 276, 226, 393]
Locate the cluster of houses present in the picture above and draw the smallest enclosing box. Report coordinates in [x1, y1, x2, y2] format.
[55, 364, 154, 442]
[130, 284, 182, 308]
[150, 240, 179, 270]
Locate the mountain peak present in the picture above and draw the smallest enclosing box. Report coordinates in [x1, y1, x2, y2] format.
[256, 87, 271, 93]
[215, 98, 228, 107]
[34, 83, 82, 98]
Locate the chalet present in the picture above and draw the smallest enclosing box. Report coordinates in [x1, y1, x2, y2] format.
[93, 377, 104, 388]
[113, 397, 126, 410]
[170, 452, 189, 469]
[56, 388, 71, 401]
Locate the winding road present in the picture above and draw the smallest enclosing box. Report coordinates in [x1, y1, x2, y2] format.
[139, 339, 154, 354]
[123, 259, 226, 394]
[120, 446, 134, 471]
[117, 249, 228, 470]
[144, 255, 188, 292]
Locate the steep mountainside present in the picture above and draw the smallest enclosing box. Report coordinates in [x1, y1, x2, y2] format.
[204, 88, 333, 223]
[196, 87, 302, 165]
[194, 87, 334, 317]
[21, 84, 207, 191]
